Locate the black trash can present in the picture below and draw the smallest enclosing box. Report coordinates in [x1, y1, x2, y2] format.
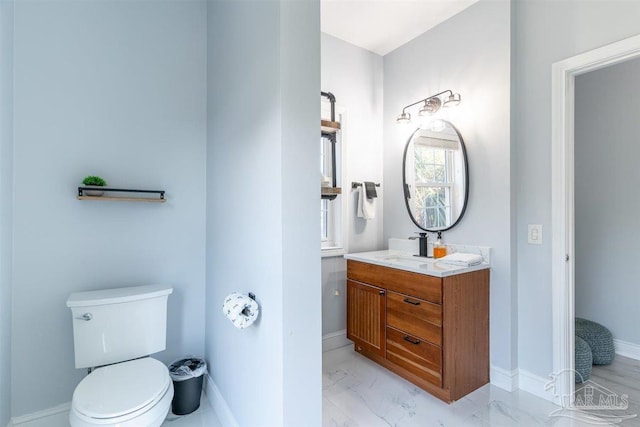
[168, 357, 207, 415]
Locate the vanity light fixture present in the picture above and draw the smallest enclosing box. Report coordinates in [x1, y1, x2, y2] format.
[418, 97, 442, 116]
[443, 92, 461, 107]
[396, 89, 462, 125]
[396, 111, 411, 124]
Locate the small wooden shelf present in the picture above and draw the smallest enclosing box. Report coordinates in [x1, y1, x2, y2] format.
[322, 186, 341, 200]
[321, 120, 341, 134]
[77, 187, 166, 202]
[322, 186, 341, 195]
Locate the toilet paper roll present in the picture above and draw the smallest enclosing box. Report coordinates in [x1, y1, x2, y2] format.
[222, 292, 259, 329]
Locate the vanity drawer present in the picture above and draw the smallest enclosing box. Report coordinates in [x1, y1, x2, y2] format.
[382, 267, 442, 304]
[347, 260, 386, 286]
[386, 327, 442, 387]
[386, 292, 442, 345]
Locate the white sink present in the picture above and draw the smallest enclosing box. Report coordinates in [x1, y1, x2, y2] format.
[375, 254, 427, 264]
[374, 254, 459, 272]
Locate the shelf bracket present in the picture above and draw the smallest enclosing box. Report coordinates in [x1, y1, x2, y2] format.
[77, 187, 166, 202]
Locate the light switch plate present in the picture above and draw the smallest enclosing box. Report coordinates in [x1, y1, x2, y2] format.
[528, 224, 542, 245]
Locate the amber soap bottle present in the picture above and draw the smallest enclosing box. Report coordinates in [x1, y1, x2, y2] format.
[433, 231, 447, 259]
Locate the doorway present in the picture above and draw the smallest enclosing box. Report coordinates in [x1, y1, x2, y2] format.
[551, 33, 640, 403]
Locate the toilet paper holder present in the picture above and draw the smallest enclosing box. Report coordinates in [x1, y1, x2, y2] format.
[242, 292, 256, 316]
[223, 291, 260, 329]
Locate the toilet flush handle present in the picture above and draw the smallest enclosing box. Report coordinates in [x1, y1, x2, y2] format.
[75, 313, 93, 321]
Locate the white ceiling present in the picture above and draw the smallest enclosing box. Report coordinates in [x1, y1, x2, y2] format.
[321, 0, 479, 56]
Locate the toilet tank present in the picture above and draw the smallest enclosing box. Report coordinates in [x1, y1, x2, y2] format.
[66, 284, 173, 369]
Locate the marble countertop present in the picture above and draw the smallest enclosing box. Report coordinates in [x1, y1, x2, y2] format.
[344, 249, 490, 278]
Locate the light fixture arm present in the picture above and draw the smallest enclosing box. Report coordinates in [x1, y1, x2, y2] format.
[400, 89, 454, 114]
[396, 89, 461, 125]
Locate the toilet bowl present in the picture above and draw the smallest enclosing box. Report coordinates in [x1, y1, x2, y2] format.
[66, 285, 174, 427]
[70, 358, 174, 427]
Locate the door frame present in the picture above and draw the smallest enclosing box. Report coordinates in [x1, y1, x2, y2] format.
[551, 33, 640, 402]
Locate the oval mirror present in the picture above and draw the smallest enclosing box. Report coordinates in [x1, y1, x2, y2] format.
[402, 121, 469, 231]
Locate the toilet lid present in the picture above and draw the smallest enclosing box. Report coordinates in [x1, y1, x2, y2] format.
[73, 358, 170, 419]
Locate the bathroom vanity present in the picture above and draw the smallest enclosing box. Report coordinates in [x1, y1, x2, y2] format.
[344, 250, 489, 403]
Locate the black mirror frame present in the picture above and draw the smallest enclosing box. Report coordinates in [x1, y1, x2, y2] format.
[401, 121, 469, 232]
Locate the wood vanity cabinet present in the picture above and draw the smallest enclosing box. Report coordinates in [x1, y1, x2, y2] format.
[346, 260, 490, 403]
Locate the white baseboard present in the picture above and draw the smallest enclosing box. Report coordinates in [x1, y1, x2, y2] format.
[204, 372, 239, 427]
[8, 402, 70, 427]
[614, 339, 640, 361]
[490, 365, 518, 392]
[518, 369, 556, 404]
[322, 329, 350, 353]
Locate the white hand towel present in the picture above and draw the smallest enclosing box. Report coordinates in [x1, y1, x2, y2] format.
[357, 183, 376, 219]
[437, 252, 484, 267]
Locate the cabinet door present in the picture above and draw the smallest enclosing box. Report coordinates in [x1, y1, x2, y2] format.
[347, 280, 386, 357]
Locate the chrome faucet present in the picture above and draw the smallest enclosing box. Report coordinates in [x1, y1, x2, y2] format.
[409, 232, 430, 257]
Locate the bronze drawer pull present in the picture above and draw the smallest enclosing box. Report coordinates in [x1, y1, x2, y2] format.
[403, 335, 420, 345]
[379, 290, 386, 296]
[403, 297, 421, 306]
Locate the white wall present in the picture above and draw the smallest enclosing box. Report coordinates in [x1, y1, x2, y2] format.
[514, 0, 640, 378]
[11, 0, 207, 416]
[206, 1, 321, 426]
[574, 57, 640, 345]
[321, 33, 383, 336]
[383, 0, 515, 371]
[0, 0, 14, 424]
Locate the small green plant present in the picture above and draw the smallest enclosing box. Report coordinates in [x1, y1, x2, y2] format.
[82, 175, 107, 186]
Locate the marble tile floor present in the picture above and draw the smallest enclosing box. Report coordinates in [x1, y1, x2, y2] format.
[323, 345, 634, 427]
[24, 351, 640, 427]
[162, 395, 223, 427]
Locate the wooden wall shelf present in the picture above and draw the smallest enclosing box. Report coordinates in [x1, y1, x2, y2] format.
[77, 187, 166, 202]
[321, 187, 341, 200]
[321, 92, 341, 200]
[321, 120, 341, 134]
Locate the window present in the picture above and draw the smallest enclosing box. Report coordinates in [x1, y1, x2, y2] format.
[321, 105, 346, 256]
[413, 146, 453, 229]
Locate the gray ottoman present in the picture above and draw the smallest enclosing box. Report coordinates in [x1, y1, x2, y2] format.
[575, 317, 615, 365]
[575, 336, 592, 383]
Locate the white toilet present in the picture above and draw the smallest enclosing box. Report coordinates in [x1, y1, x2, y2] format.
[66, 284, 174, 427]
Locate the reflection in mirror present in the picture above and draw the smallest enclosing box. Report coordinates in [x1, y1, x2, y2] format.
[402, 121, 468, 231]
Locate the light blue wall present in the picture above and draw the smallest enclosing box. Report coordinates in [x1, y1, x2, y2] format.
[383, 0, 515, 371]
[321, 33, 383, 337]
[514, 0, 640, 378]
[281, 2, 321, 424]
[11, 0, 207, 416]
[574, 57, 640, 346]
[0, 0, 14, 424]
[206, 1, 321, 425]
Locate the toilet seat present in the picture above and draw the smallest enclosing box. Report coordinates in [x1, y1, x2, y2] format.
[71, 358, 173, 426]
